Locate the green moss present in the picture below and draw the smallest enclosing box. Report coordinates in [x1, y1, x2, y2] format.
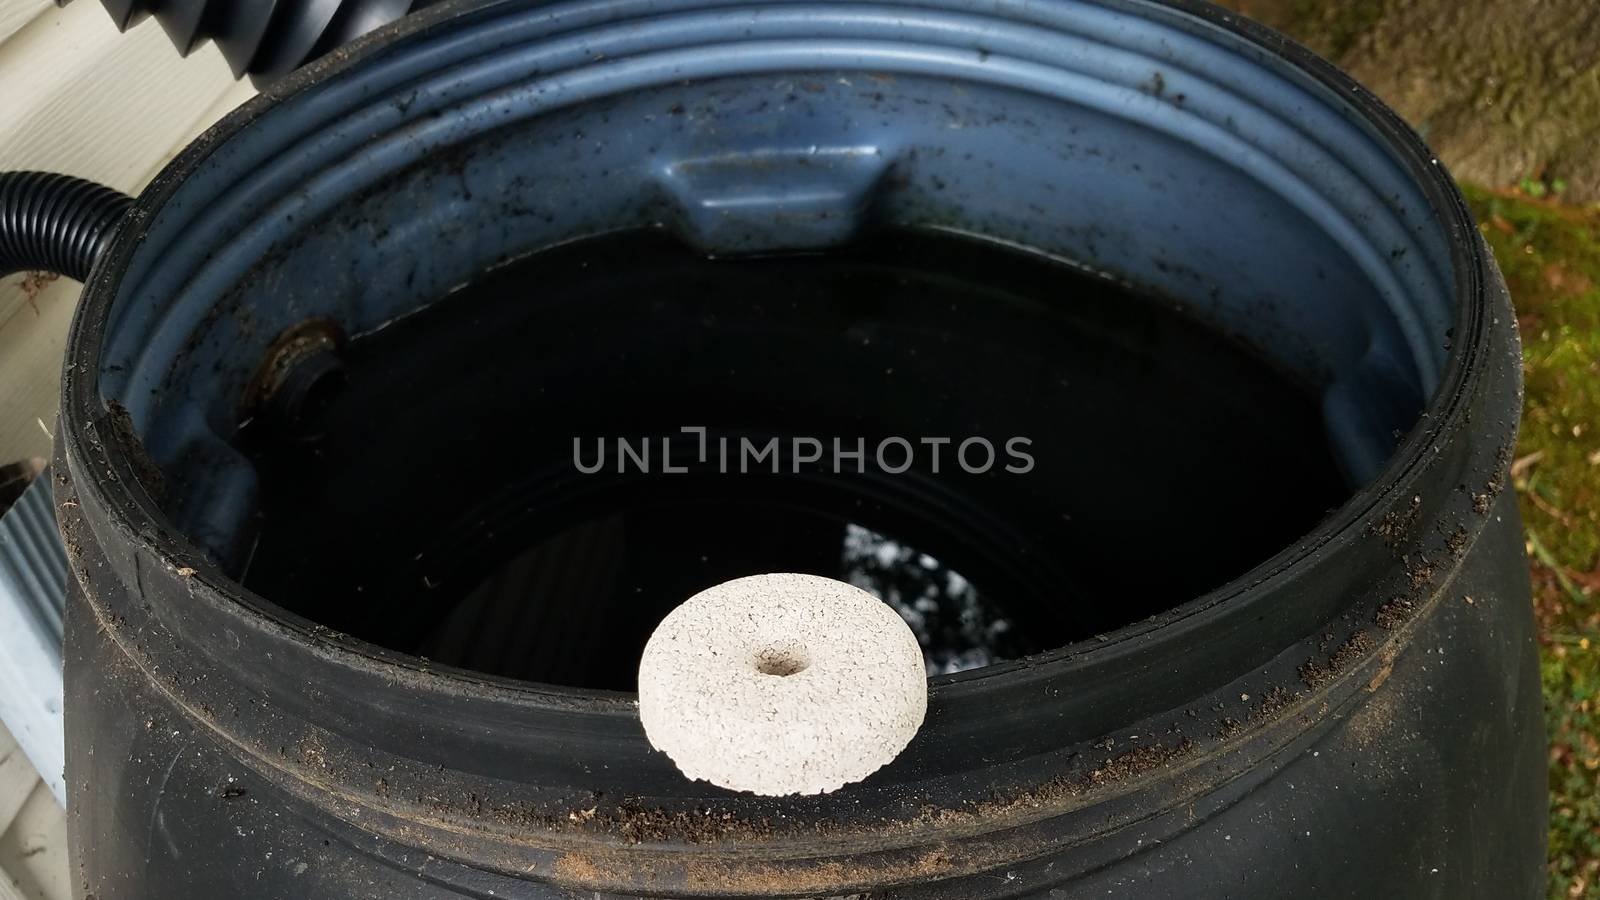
[1281, 0, 1389, 58]
[1465, 185, 1600, 572]
[1463, 183, 1600, 900]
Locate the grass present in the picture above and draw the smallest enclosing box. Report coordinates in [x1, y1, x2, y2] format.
[1462, 184, 1600, 900]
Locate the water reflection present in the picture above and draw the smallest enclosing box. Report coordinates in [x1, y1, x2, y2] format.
[841, 523, 1023, 675]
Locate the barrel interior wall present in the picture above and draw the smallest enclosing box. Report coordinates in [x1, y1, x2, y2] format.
[83, 0, 1462, 677]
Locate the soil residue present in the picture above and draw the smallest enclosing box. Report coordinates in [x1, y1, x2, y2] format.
[1299, 629, 1374, 688]
[1374, 596, 1417, 630]
[413, 731, 1200, 851]
[1367, 495, 1421, 549]
[575, 805, 776, 845]
[105, 400, 166, 501]
[1084, 738, 1198, 788]
[1249, 686, 1300, 722]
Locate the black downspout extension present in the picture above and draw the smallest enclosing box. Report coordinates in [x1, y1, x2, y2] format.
[3, 3, 437, 283]
[0, 172, 132, 282]
[93, 0, 428, 85]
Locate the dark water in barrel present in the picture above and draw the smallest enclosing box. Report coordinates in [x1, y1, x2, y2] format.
[235, 228, 1349, 688]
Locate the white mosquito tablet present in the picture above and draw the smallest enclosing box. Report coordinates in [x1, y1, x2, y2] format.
[637, 573, 928, 796]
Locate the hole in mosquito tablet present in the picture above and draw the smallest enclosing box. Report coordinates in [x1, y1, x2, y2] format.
[755, 641, 811, 677]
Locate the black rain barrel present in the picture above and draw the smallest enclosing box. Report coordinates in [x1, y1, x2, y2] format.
[20, 0, 1549, 895]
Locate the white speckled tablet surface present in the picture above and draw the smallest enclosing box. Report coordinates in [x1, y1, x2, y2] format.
[637, 573, 928, 796]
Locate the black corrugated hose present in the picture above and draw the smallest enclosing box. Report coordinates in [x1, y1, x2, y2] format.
[3, 1, 443, 283]
[0, 172, 132, 282]
[97, 0, 427, 85]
